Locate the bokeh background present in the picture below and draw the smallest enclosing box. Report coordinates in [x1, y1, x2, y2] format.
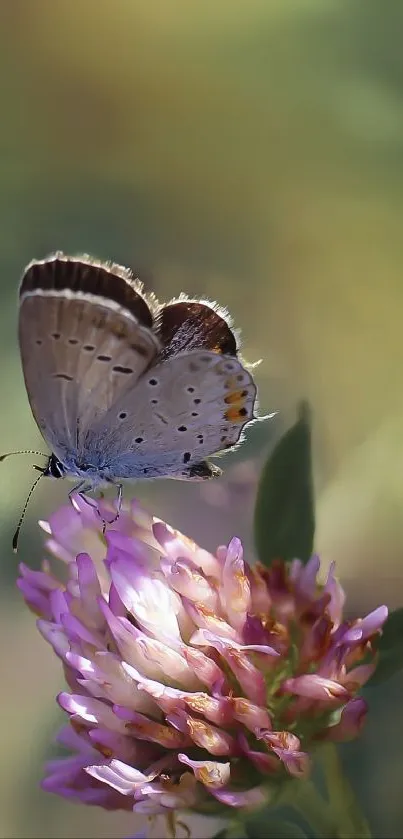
[0, 1, 402, 836]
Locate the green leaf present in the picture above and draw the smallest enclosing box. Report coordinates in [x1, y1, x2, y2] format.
[212, 828, 247, 839]
[254, 400, 315, 566]
[367, 606, 403, 685]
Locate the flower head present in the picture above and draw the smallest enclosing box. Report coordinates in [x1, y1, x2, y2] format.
[19, 494, 387, 824]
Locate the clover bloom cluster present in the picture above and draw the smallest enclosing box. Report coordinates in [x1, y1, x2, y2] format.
[18, 494, 387, 820]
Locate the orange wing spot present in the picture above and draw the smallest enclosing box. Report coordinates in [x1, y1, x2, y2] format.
[225, 405, 249, 422]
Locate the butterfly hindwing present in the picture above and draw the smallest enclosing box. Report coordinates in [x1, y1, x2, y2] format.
[83, 349, 257, 479]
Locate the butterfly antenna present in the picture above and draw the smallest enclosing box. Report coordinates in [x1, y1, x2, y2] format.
[12, 469, 45, 553]
[0, 450, 48, 462]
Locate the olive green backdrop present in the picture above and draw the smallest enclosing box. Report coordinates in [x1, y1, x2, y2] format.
[0, 2, 401, 837]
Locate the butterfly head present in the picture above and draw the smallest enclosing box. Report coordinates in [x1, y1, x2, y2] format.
[43, 453, 66, 479]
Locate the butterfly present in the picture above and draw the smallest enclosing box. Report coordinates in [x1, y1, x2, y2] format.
[3, 253, 263, 547]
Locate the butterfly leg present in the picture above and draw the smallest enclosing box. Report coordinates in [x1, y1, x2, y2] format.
[68, 481, 98, 513]
[103, 483, 123, 527]
[89, 483, 124, 534]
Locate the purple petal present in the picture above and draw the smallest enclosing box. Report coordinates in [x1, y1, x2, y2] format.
[343, 662, 377, 690]
[110, 558, 182, 644]
[358, 605, 388, 640]
[294, 555, 320, 599]
[161, 557, 219, 611]
[73, 553, 106, 631]
[61, 613, 106, 649]
[237, 733, 278, 774]
[58, 692, 126, 732]
[178, 754, 230, 788]
[323, 697, 368, 742]
[212, 786, 267, 809]
[88, 728, 153, 763]
[37, 620, 70, 659]
[68, 651, 152, 711]
[191, 630, 276, 706]
[220, 538, 251, 631]
[185, 606, 239, 641]
[182, 646, 228, 694]
[17, 580, 53, 619]
[101, 600, 196, 686]
[153, 521, 220, 577]
[113, 706, 191, 749]
[167, 710, 235, 755]
[232, 698, 272, 733]
[86, 760, 156, 795]
[323, 563, 345, 625]
[282, 674, 349, 702]
[18, 562, 60, 591]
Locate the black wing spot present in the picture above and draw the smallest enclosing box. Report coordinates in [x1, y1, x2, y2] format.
[178, 425, 187, 432]
[51, 332, 61, 340]
[143, 468, 149, 474]
[191, 411, 199, 417]
[183, 452, 191, 464]
[35, 339, 42, 345]
[68, 338, 79, 345]
[118, 411, 127, 420]
[113, 365, 133, 375]
[236, 374, 244, 382]
[135, 436, 144, 443]
[194, 398, 201, 405]
[148, 378, 158, 386]
[83, 344, 95, 352]
[98, 354, 112, 362]
[186, 386, 195, 393]
[239, 407, 248, 417]
[54, 372, 73, 381]
[151, 398, 158, 405]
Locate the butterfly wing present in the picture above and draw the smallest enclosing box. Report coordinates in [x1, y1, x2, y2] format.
[156, 298, 238, 359]
[18, 255, 160, 468]
[84, 349, 258, 480]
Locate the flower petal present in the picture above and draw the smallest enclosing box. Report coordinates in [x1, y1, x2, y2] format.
[86, 759, 157, 795]
[178, 754, 230, 788]
[110, 558, 182, 644]
[220, 538, 251, 631]
[282, 674, 349, 702]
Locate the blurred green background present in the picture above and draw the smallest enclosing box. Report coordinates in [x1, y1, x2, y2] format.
[0, 1, 402, 836]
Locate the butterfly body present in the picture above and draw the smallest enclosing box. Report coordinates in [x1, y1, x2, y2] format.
[17, 253, 261, 493]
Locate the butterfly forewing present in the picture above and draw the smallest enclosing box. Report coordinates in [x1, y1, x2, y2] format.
[18, 257, 160, 464]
